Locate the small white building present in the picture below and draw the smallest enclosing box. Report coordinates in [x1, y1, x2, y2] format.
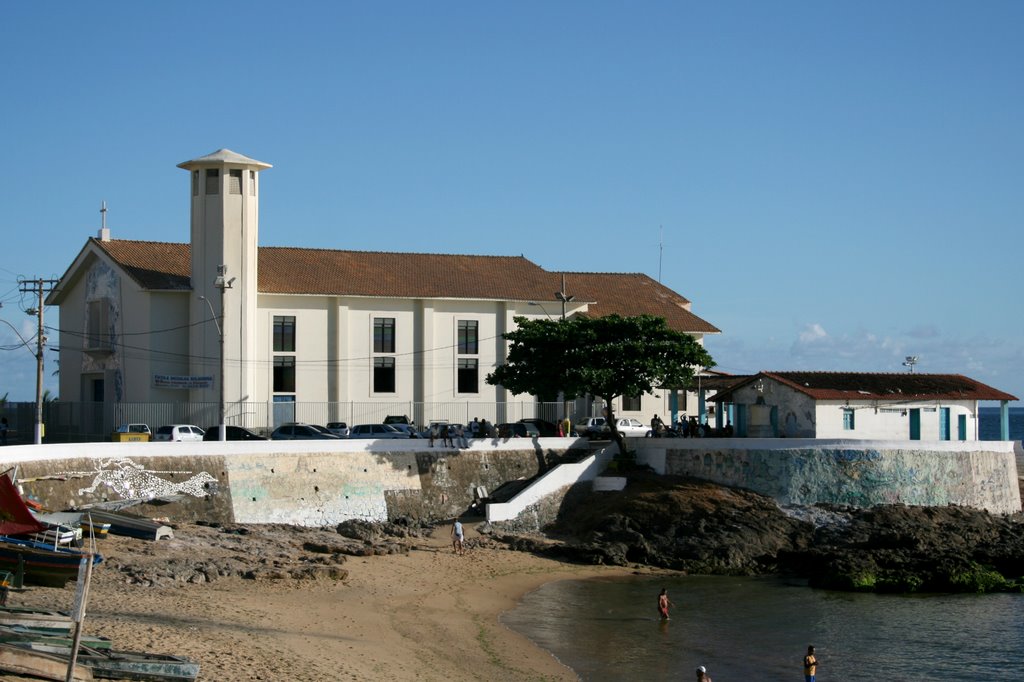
[48, 149, 719, 436]
[709, 371, 1017, 440]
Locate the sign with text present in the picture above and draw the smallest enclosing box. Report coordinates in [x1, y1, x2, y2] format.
[153, 374, 214, 389]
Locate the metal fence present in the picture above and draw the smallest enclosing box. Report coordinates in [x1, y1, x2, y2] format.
[2, 399, 595, 443]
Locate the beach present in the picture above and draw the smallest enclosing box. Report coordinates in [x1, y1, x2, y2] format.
[2, 523, 635, 681]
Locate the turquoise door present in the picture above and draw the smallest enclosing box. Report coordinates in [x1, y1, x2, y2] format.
[939, 407, 950, 441]
[957, 414, 967, 441]
[909, 409, 921, 440]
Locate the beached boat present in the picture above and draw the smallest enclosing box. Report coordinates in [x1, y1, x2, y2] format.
[0, 474, 103, 587]
[0, 642, 94, 681]
[0, 536, 102, 588]
[0, 606, 73, 633]
[33, 511, 111, 541]
[75, 646, 200, 681]
[76, 509, 173, 541]
[0, 624, 113, 650]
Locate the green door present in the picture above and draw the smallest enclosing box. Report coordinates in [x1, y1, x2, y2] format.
[957, 414, 967, 441]
[909, 409, 921, 440]
[939, 407, 950, 441]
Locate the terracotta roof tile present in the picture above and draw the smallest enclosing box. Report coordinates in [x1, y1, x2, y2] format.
[560, 272, 720, 334]
[93, 240, 720, 334]
[712, 371, 1017, 402]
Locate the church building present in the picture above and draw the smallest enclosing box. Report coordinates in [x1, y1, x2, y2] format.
[48, 149, 719, 435]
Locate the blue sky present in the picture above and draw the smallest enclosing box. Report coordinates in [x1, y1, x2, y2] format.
[1, 2, 1021, 402]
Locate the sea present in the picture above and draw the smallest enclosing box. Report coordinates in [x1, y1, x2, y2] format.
[978, 406, 1024, 442]
[503, 406, 1024, 681]
[502, 575, 1024, 681]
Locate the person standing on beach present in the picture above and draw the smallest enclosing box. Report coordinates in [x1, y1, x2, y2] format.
[451, 519, 465, 555]
[803, 645, 818, 682]
[657, 588, 674, 620]
[696, 665, 712, 682]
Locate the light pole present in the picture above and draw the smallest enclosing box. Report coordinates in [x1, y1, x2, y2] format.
[200, 265, 234, 441]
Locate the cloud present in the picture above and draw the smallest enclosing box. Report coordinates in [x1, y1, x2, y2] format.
[798, 323, 827, 343]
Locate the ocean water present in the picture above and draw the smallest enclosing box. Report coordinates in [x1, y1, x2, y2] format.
[503, 575, 1024, 681]
[978, 406, 1024, 442]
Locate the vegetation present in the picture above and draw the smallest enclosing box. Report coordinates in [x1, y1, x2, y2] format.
[487, 314, 713, 458]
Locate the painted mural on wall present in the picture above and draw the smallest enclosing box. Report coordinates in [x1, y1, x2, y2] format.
[55, 457, 217, 502]
[83, 261, 124, 401]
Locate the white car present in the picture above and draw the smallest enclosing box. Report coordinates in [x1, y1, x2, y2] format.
[153, 424, 206, 442]
[613, 418, 649, 437]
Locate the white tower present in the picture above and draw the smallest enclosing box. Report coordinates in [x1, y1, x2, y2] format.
[177, 149, 271, 419]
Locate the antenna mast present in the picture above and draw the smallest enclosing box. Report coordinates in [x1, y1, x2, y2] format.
[658, 225, 663, 283]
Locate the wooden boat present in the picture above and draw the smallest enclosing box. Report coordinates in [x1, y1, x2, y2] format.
[0, 606, 73, 633]
[75, 646, 200, 681]
[77, 510, 173, 541]
[0, 536, 102, 588]
[0, 624, 112, 650]
[33, 511, 111, 541]
[0, 475, 103, 587]
[27, 513, 83, 547]
[0, 642, 94, 681]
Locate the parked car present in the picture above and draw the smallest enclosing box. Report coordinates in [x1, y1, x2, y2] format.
[575, 417, 608, 436]
[270, 423, 341, 440]
[114, 423, 151, 435]
[153, 424, 205, 442]
[326, 422, 350, 437]
[387, 423, 420, 438]
[383, 415, 412, 426]
[112, 423, 152, 442]
[496, 422, 538, 438]
[203, 425, 267, 441]
[613, 418, 649, 437]
[517, 418, 559, 437]
[348, 424, 410, 439]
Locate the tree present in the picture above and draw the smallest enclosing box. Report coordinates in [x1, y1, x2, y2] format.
[487, 314, 714, 458]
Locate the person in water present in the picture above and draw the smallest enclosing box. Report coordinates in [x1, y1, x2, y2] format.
[657, 588, 674, 620]
[803, 645, 818, 682]
[696, 665, 712, 682]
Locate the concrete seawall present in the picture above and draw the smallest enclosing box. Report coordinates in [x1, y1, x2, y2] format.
[0, 438, 589, 526]
[636, 438, 1022, 515]
[1, 437, 1019, 527]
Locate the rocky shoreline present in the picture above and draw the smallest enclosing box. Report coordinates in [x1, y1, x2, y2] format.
[84, 473, 1024, 596]
[495, 472, 1024, 593]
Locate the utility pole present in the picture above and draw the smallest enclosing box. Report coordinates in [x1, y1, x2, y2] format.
[19, 278, 58, 445]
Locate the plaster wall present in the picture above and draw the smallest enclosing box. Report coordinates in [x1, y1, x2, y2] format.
[637, 438, 1021, 514]
[0, 438, 588, 527]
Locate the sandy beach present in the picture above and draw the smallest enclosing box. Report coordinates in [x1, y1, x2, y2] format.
[2, 523, 637, 681]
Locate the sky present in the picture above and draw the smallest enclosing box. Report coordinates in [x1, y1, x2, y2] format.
[1, 2, 1021, 403]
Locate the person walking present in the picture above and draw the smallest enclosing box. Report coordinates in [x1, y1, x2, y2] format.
[451, 519, 465, 555]
[657, 587, 674, 620]
[803, 645, 818, 682]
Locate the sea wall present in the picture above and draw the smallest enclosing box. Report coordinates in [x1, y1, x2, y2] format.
[635, 438, 1022, 514]
[0, 438, 589, 526]
[1, 437, 1019, 528]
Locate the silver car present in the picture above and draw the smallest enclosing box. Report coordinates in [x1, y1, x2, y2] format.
[348, 424, 410, 439]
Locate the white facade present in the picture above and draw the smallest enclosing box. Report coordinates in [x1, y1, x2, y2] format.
[49, 149, 715, 435]
[722, 376, 990, 441]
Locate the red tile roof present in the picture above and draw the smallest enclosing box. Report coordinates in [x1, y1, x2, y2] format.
[92, 239, 719, 333]
[563, 272, 720, 334]
[712, 371, 1017, 402]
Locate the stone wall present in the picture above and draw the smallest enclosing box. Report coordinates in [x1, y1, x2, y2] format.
[0, 438, 590, 527]
[636, 438, 1022, 514]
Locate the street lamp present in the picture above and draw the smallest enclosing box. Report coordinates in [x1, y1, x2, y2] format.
[199, 265, 234, 442]
[527, 301, 554, 320]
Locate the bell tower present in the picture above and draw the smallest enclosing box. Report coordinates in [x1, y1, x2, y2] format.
[177, 149, 271, 417]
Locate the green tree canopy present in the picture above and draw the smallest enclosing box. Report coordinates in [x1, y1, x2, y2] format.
[487, 314, 714, 452]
